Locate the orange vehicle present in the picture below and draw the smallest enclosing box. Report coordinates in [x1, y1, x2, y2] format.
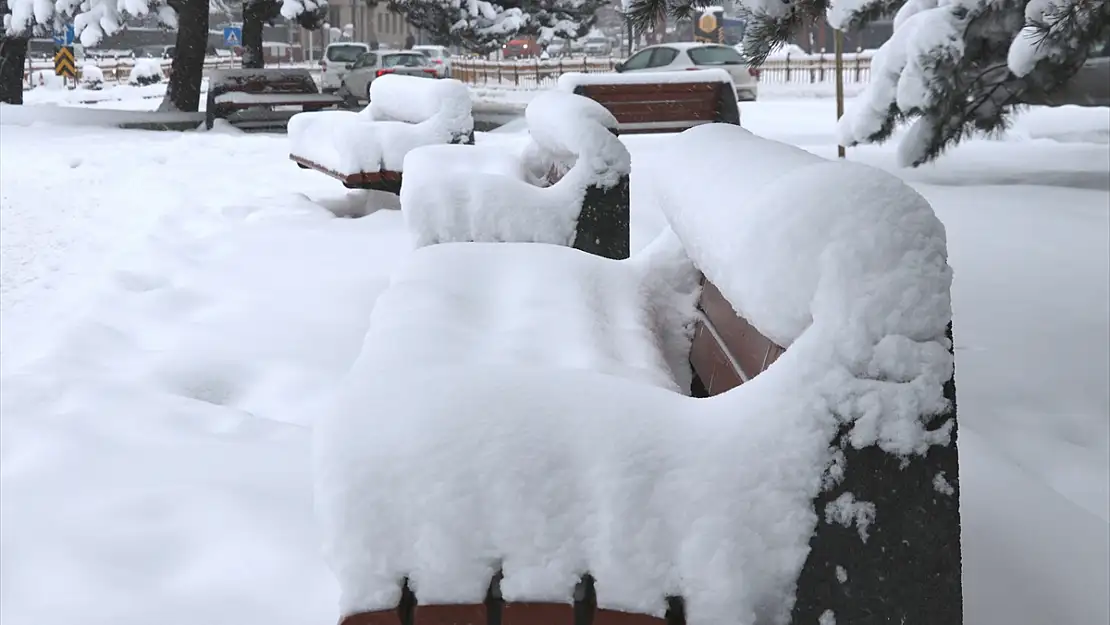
[502, 36, 539, 59]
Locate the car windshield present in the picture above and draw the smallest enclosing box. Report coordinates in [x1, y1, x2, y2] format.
[688, 45, 745, 65]
[382, 53, 427, 67]
[327, 45, 367, 62]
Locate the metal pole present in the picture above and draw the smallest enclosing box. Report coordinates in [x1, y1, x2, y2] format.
[834, 28, 845, 159]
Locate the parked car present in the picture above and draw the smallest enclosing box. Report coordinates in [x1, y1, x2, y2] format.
[339, 49, 437, 103]
[583, 36, 611, 57]
[616, 42, 760, 101]
[502, 37, 539, 59]
[320, 42, 372, 93]
[413, 44, 452, 78]
[545, 39, 568, 57]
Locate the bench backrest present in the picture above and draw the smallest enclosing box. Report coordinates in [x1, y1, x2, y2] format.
[557, 70, 740, 134]
[207, 68, 319, 99]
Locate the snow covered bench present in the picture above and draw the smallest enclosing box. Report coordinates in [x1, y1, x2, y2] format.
[317, 124, 961, 625]
[289, 75, 474, 195]
[400, 91, 632, 260]
[555, 71, 741, 135]
[204, 69, 343, 131]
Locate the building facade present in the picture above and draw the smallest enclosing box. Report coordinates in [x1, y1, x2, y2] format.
[295, 0, 423, 58]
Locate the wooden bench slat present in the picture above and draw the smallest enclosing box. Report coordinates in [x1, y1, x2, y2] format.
[582, 91, 723, 105]
[699, 280, 784, 383]
[606, 106, 720, 124]
[413, 604, 487, 625]
[579, 82, 719, 96]
[689, 322, 747, 396]
[502, 603, 574, 625]
[290, 154, 402, 191]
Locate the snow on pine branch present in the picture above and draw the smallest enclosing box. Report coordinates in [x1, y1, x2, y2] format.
[387, 0, 601, 52]
[280, 0, 326, 20]
[1008, 0, 1110, 76]
[5, 0, 321, 44]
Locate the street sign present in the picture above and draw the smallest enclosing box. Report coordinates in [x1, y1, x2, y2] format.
[54, 46, 76, 79]
[52, 24, 75, 46]
[223, 26, 242, 46]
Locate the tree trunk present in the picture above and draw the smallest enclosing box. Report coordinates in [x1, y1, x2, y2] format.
[0, 35, 29, 105]
[241, 0, 267, 69]
[160, 0, 210, 112]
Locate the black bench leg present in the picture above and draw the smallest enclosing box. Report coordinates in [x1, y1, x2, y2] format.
[791, 322, 962, 625]
[574, 175, 630, 261]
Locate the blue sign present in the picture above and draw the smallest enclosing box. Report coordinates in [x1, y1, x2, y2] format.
[223, 26, 242, 46]
[53, 24, 75, 46]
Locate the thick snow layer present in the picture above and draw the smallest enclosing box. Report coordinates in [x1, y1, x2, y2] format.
[214, 92, 342, 106]
[288, 76, 473, 175]
[1, 100, 1106, 625]
[318, 343, 834, 621]
[128, 59, 164, 84]
[368, 75, 472, 130]
[651, 124, 951, 353]
[556, 68, 735, 91]
[349, 241, 698, 393]
[317, 129, 953, 619]
[80, 64, 104, 89]
[400, 91, 630, 248]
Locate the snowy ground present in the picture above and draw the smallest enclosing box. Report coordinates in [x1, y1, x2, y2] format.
[1, 91, 1107, 625]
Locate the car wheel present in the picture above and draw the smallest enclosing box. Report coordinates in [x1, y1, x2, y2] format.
[366, 82, 373, 102]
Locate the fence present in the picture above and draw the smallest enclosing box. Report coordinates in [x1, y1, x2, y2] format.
[26, 50, 876, 91]
[451, 51, 874, 90]
[24, 56, 243, 88]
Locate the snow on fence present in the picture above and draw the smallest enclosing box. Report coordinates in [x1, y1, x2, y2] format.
[23, 56, 250, 88]
[450, 51, 874, 90]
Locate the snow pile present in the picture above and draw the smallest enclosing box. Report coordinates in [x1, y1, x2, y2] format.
[80, 64, 104, 90]
[400, 90, 630, 248]
[315, 126, 954, 619]
[287, 76, 473, 175]
[348, 240, 699, 393]
[556, 68, 735, 91]
[128, 59, 164, 86]
[27, 70, 65, 90]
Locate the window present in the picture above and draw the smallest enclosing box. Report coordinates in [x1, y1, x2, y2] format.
[377, 13, 385, 33]
[326, 44, 368, 62]
[353, 52, 377, 68]
[648, 47, 679, 67]
[621, 49, 653, 70]
[382, 52, 427, 68]
[687, 45, 745, 65]
[329, 6, 340, 27]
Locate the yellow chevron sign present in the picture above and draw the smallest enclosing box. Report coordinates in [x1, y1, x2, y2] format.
[54, 46, 76, 79]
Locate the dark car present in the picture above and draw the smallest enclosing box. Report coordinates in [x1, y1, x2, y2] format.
[1020, 37, 1110, 107]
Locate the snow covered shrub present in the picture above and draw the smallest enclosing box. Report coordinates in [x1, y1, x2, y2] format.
[128, 59, 164, 86]
[80, 64, 104, 90]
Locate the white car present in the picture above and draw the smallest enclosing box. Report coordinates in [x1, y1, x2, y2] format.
[320, 42, 371, 93]
[413, 44, 452, 78]
[616, 42, 759, 101]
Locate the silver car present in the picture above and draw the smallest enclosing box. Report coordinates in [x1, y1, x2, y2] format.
[339, 50, 437, 105]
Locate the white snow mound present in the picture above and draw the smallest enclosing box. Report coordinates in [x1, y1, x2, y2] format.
[288, 75, 473, 175]
[315, 125, 955, 623]
[400, 91, 630, 248]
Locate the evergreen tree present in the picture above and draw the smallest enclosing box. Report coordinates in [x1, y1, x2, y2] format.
[370, 0, 608, 53]
[627, 0, 1109, 165]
